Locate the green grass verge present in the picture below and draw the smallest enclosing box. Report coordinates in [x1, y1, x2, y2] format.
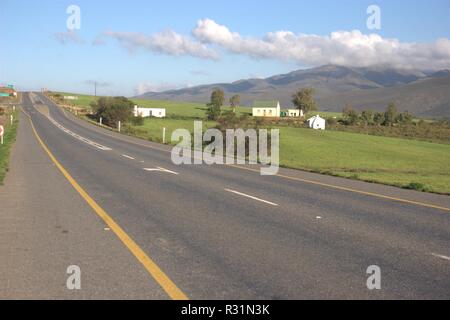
[0, 110, 19, 184]
[130, 118, 217, 143]
[278, 127, 450, 194]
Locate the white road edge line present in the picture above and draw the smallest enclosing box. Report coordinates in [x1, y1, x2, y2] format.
[431, 253, 450, 261]
[122, 154, 135, 160]
[47, 116, 112, 151]
[224, 188, 278, 206]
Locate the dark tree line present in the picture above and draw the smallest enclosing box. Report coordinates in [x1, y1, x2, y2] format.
[341, 103, 413, 126]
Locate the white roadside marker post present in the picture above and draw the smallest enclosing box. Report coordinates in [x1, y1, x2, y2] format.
[0, 125, 4, 145]
[118, 121, 121, 132]
[163, 127, 166, 144]
[10, 115, 13, 125]
[99, 117, 102, 125]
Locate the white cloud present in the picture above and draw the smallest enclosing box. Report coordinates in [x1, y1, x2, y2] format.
[102, 30, 219, 60]
[54, 30, 84, 45]
[134, 82, 189, 95]
[192, 19, 450, 70]
[97, 19, 450, 70]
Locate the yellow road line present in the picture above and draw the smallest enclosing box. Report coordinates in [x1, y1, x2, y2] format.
[27, 116, 188, 300]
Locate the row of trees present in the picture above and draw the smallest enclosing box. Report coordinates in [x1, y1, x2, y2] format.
[87, 88, 413, 131]
[206, 89, 241, 120]
[86, 86, 320, 124]
[342, 103, 413, 126]
[206, 87, 319, 120]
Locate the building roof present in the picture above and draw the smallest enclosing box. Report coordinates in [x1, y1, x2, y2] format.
[307, 115, 325, 121]
[0, 87, 16, 94]
[252, 100, 279, 108]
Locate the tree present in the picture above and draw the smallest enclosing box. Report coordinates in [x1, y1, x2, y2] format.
[342, 104, 359, 125]
[396, 111, 413, 124]
[206, 88, 224, 120]
[229, 94, 240, 113]
[361, 110, 374, 125]
[384, 103, 398, 126]
[292, 88, 317, 114]
[90, 96, 134, 126]
[373, 112, 385, 126]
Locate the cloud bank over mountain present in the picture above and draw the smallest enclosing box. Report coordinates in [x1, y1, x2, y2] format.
[99, 18, 450, 70]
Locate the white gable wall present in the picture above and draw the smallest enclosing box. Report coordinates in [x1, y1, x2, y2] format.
[307, 115, 326, 130]
[134, 105, 166, 118]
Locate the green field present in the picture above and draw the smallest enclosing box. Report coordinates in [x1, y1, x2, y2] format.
[55, 92, 340, 119]
[124, 118, 217, 143]
[55, 92, 253, 117]
[0, 110, 19, 184]
[53, 92, 450, 194]
[278, 127, 450, 194]
[122, 117, 450, 194]
[57, 93, 96, 109]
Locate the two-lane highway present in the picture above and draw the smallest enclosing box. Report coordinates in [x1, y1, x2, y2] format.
[7, 92, 450, 299]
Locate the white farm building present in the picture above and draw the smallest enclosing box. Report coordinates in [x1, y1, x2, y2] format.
[252, 101, 281, 118]
[133, 105, 166, 118]
[252, 101, 304, 118]
[307, 115, 326, 130]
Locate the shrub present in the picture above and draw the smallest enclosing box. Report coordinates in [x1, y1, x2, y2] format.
[342, 106, 359, 125]
[206, 104, 222, 120]
[404, 182, 432, 192]
[361, 110, 374, 125]
[326, 117, 337, 126]
[131, 115, 144, 126]
[90, 96, 134, 126]
[384, 103, 398, 126]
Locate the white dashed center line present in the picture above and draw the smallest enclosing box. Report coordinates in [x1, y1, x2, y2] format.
[431, 253, 450, 261]
[144, 167, 179, 175]
[122, 154, 135, 160]
[224, 189, 278, 206]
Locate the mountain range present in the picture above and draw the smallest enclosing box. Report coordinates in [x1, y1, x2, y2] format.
[136, 65, 450, 118]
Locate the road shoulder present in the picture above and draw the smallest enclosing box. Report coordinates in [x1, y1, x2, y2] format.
[0, 110, 168, 299]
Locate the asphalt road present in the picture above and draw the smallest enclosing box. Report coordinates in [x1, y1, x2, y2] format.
[1, 92, 449, 299]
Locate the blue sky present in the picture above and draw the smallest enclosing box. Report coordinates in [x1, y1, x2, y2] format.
[1, 0, 449, 96]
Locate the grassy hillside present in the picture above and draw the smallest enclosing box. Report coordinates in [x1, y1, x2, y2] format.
[278, 127, 450, 193]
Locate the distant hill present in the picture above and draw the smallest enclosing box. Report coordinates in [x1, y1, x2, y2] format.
[136, 65, 450, 118]
[318, 76, 450, 118]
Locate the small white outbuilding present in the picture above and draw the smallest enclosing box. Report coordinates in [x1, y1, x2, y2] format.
[134, 105, 166, 118]
[286, 109, 303, 117]
[307, 115, 326, 130]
